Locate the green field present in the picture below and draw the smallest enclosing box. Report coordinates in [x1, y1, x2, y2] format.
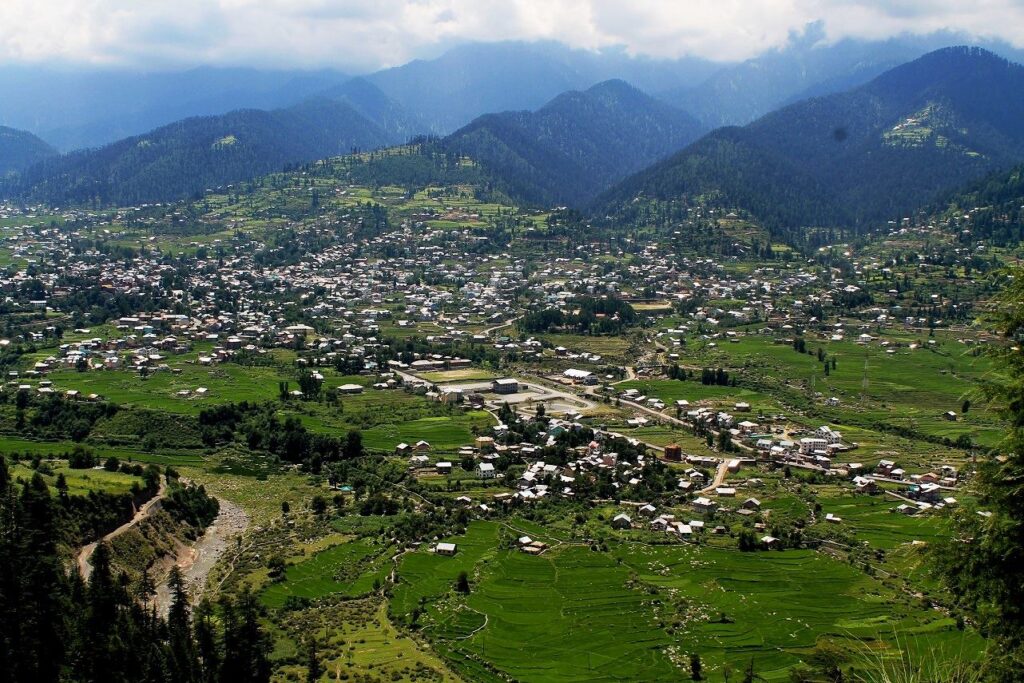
[262, 537, 391, 608]
[362, 411, 495, 452]
[8, 461, 143, 496]
[389, 521, 982, 681]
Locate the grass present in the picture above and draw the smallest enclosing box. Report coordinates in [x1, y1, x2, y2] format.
[8, 461, 143, 496]
[262, 537, 391, 608]
[389, 521, 983, 681]
[362, 411, 495, 453]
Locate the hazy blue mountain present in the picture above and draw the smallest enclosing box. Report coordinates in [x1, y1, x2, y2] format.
[320, 77, 424, 141]
[661, 27, 1024, 129]
[8, 97, 392, 206]
[0, 66, 350, 151]
[0, 126, 56, 175]
[365, 41, 722, 134]
[598, 47, 1024, 232]
[442, 79, 704, 205]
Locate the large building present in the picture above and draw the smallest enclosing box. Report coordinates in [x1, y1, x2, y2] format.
[492, 378, 519, 394]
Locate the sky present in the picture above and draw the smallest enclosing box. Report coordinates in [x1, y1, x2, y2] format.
[0, 0, 1022, 72]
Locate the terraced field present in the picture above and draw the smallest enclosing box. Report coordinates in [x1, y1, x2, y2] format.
[390, 521, 983, 681]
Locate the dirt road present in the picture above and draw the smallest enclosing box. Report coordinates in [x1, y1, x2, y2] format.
[77, 476, 167, 581]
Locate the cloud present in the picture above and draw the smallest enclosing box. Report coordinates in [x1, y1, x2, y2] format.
[0, 0, 1021, 71]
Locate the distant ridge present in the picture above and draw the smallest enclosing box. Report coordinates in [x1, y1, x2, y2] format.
[597, 47, 1024, 232]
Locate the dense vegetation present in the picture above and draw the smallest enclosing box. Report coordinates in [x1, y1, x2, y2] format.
[0, 126, 55, 175]
[442, 79, 703, 205]
[597, 47, 1024, 233]
[0, 458, 265, 683]
[5, 98, 397, 206]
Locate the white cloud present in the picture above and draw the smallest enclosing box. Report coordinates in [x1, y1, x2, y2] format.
[0, 0, 1021, 71]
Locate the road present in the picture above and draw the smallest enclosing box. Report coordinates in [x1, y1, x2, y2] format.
[78, 475, 167, 581]
[698, 462, 730, 494]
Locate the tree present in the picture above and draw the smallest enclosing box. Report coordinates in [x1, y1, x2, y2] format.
[932, 268, 1024, 677]
[689, 653, 703, 680]
[305, 638, 322, 683]
[343, 430, 363, 460]
[167, 566, 200, 681]
[455, 571, 470, 594]
[310, 495, 328, 516]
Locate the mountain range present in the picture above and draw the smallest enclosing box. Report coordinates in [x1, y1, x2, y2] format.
[596, 47, 1024, 231]
[5, 44, 1024, 226]
[7, 98, 395, 206]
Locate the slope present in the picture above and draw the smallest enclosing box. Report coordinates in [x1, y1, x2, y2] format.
[7, 98, 394, 206]
[0, 126, 56, 175]
[442, 79, 704, 206]
[598, 47, 1024, 232]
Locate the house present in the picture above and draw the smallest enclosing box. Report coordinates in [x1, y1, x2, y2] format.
[692, 497, 714, 513]
[435, 542, 457, 556]
[436, 461, 453, 474]
[478, 462, 496, 479]
[611, 513, 632, 529]
[415, 440, 431, 452]
[943, 410, 958, 421]
[742, 497, 761, 510]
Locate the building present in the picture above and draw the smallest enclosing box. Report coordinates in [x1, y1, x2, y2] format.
[663, 443, 682, 461]
[491, 378, 519, 394]
[436, 542, 457, 556]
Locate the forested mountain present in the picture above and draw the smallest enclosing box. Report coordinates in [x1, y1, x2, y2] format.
[659, 29, 1024, 129]
[929, 163, 1024, 246]
[364, 41, 720, 134]
[597, 47, 1024, 234]
[320, 77, 424, 140]
[6, 98, 395, 206]
[0, 126, 55, 175]
[441, 80, 704, 206]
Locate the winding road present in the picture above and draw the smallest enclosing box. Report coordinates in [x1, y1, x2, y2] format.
[77, 475, 167, 581]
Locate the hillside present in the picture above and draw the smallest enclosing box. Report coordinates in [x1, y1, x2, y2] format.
[442, 80, 704, 206]
[0, 126, 56, 175]
[928, 162, 1024, 246]
[5, 98, 395, 206]
[321, 77, 424, 141]
[598, 47, 1024, 233]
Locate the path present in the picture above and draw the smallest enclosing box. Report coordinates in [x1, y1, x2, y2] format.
[698, 462, 730, 494]
[78, 475, 167, 581]
[153, 494, 249, 615]
[481, 315, 522, 336]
